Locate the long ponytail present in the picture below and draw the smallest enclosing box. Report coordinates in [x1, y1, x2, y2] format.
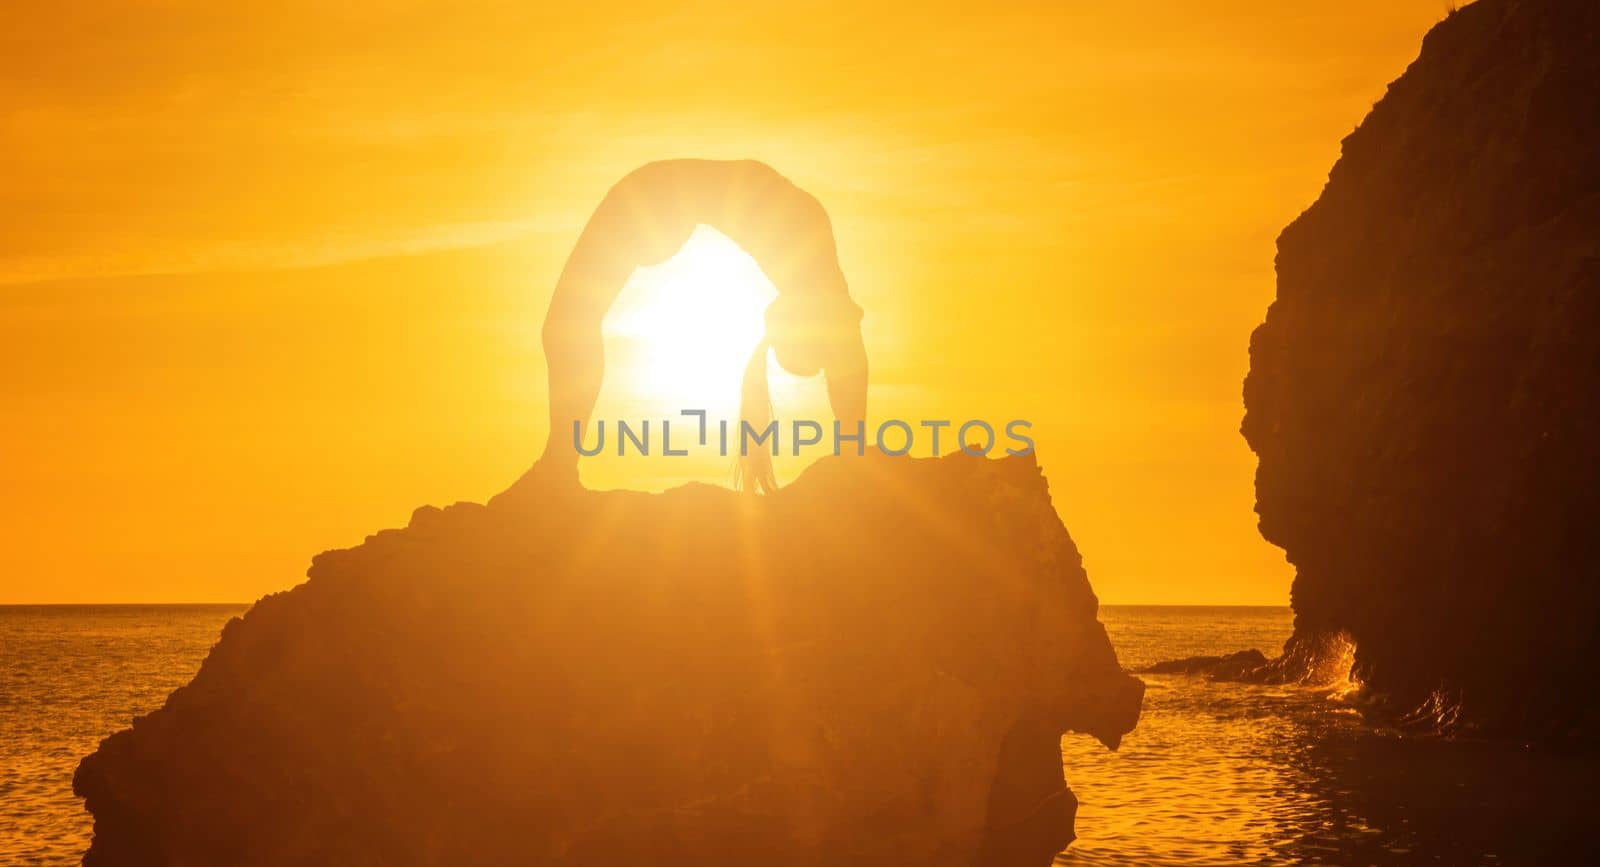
[735, 338, 778, 494]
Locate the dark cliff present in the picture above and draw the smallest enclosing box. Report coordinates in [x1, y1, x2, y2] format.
[1243, 0, 1600, 736]
[75, 453, 1142, 866]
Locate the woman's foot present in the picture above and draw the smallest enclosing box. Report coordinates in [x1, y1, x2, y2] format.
[488, 457, 581, 508]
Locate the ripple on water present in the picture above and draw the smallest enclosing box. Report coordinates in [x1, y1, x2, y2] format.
[1060, 606, 1600, 866]
[5, 604, 1596, 866]
[0, 605, 245, 866]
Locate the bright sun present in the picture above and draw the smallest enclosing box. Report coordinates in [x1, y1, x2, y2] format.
[591, 225, 835, 490]
[602, 226, 775, 417]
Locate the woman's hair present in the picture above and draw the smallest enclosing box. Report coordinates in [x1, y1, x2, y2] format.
[736, 290, 869, 493]
[735, 338, 778, 494]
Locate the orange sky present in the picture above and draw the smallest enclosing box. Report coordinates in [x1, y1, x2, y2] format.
[0, 1, 1449, 604]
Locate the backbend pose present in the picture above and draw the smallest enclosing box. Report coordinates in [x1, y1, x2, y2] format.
[505, 159, 868, 496]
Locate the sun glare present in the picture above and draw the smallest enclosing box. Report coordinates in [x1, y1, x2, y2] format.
[589, 224, 837, 491]
[603, 226, 775, 416]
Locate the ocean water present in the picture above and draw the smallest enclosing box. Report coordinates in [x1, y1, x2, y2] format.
[1062, 607, 1596, 866]
[2, 604, 1592, 865]
[0, 605, 248, 865]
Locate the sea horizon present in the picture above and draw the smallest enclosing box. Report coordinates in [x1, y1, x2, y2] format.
[0, 601, 1296, 609]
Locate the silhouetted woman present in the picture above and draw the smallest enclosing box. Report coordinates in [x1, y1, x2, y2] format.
[501, 159, 868, 498]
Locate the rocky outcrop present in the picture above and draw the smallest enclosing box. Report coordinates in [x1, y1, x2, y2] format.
[1140, 631, 1361, 690]
[74, 453, 1142, 866]
[1243, 0, 1600, 737]
[1139, 649, 1268, 679]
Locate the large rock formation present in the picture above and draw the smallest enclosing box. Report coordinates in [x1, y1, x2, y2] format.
[75, 453, 1142, 866]
[1243, 0, 1600, 737]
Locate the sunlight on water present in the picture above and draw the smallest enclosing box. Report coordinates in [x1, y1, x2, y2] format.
[3, 604, 1593, 865]
[0, 605, 245, 866]
[1060, 606, 1321, 865]
[1061, 608, 1594, 866]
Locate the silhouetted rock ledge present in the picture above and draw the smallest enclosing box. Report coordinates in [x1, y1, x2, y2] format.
[1140, 649, 1268, 679]
[74, 453, 1143, 866]
[1243, 0, 1600, 737]
[1140, 631, 1360, 690]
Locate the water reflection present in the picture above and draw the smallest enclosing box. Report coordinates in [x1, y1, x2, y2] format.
[6, 604, 1595, 866]
[0, 605, 244, 865]
[1061, 607, 1599, 865]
